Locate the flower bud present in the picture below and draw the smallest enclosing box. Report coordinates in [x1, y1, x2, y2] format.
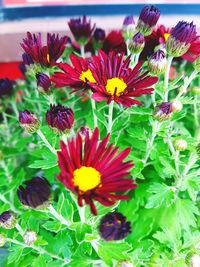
[0, 234, 6, 247]
[36, 73, 51, 94]
[99, 212, 131, 241]
[148, 49, 166, 75]
[192, 87, 200, 95]
[174, 139, 187, 151]
[23, 230, 37, 245]
[17, 177, 51, 209]
[190, 254, 200, 267]
[93, 28, 106, 50]
[194, 56, 200, 73]
[117, 261, 134, 267]
[0, 211, 17, 229]
[128, 32, 145, 54]
[46, 104, 74, 134]
[122, 16, 135, 40]
[154, 102, 172, 121]
[78, 126, 93, 142]
[19, 110, 40, 133]
[171, 99, 183, 113]
[166, 21, 196, 57]
[0, 79, 14, 99]
[136, 5, 160, 36]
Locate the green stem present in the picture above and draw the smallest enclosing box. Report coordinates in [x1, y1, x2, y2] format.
[70, 193, 85, 223]
[90, 94, 98, 129]
[11, 101, 19, 118]
[164, 56, 173, 102]
[37, 129, 57, 155]
[0, 194, 21, 214]
[80, 45, 85, 58]
[194, 95, 200, 135]
[107, 101, 114, 134]
[48, 204, 70, 226]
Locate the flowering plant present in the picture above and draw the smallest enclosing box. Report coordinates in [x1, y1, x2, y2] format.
[0, 5, 200, 267]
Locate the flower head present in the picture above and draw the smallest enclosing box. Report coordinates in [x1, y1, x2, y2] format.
[103, 30, 126, 54]
[17, 177, 51, 209]
[128, 32, 145, 54]
[19, 110, 40, 133]
[148, 49, 166, 75]
[166, 21, 196, 57]
[68, 16, 95, 45]
[0, 211, 17, 229]
[23, 230, 37, 245]
[51, 54, 96, 94]
[57, 128, 136, 215]
[122, 16, 135, 40]
[99, 212, 131, 241]
[93, 28, 106, 43]
[46, 104, 74, 134]
[154, 102, 172, 121]
[136, 5, 160, 36]
[174, 139, 187, 151]
[0, 79, 14, 98]
[21, 32, 67, 66]
[36, 73, 51, 94]
[89, 50, 158, 107]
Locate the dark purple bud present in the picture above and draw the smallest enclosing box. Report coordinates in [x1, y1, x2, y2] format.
[136, 5, 160, 36]
[19, 110, 40, 133]
[46, 104, 74, 134]
[122, 16, 135, 40]
[154, 102, 173, 121]
[99, 212, 131, 241]
[17, 177, 51, 209]
[93, 28, 106, 42]
[0, 79, 14, 98]
[166, 21, 196, 57]
[129, 32, 145, 54]
[36, 73, 51, 94]
[148, 49, 166, 75]
[123, 16, 135, 26]
[0, 211, 17, 229]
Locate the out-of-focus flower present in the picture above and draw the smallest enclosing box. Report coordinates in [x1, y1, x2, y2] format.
[136, 5, 160, 36]
[0, 79, 14, 98]
[51, 54, 96, 95]
[0, 234, 6, 247]
[19, 110, 40, 133]
[190, 254, 200, 267]
[99, 212, 131, 241]
[194, 55, 200, 72]
[171, 99, 183, 113]
[23, 230, 37, 245]
[154, 102, 173, 121]
[148, 49, 166, 75]
[0, 211, 17, 229]
[78, 126, 93, 142]
[128, 32, 145, 54]
[21, 32, 68, 66]
[182, 37, 200, 62]
[122, 16, 135, 40]
[89, 50, 158, 108]
[166, 21, 196, 57]
[103, 30, 126, 54]
[174, 139, 187, 151]
[17, 177, 51, 208]
[68, 16, 95, 45]
[36, 73, 51, 94]
[46, 104, 74, 134]
[57, 128, 136, 215]
[93, 28, 106, 50]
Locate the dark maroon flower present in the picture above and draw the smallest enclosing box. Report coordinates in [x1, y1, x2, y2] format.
[21, 32, 68, 66]
[17, 177, 51, 208]
[103, 30, 126, 54]
[154, 102, 173, 121]
[36, 73, 51, 94]
[0, 79, 14, 98]
[46, 104, 74, 134]
[136, 5, 160, 36]
[68, 16, 95, 45]
[99, 212, 131, 241]
[166, 21, 196, 57]
[129, 32, 145, 54]
[19, 110, 40, 133]
[148, 49, 166, 75]
[0, 211, 16, 229]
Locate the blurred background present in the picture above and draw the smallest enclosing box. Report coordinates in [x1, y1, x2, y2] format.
[0, 0, 200, 79]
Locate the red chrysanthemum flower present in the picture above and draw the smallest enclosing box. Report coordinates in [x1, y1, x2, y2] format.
[88, 50, 158, 107]
[51, 54, 96, 94]
[57, 128, 136, 215]
[21, 32, 68, 67]
[103, 30, 126, 54]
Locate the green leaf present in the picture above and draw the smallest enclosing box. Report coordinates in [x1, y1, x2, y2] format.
[32, 255, 47, 267]
[57, 193, 74, 222]
[29, 157, 57, 169]
[7, 248, 23, 264]
[43, 221, 63, 233]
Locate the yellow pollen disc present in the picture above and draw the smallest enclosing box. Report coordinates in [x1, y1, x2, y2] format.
[164, 33, 170, 42]
[106, 78, 127, 96]
[79, 69, 96, 83]
[73, 166, 101, 193]
[47, 53, 50, 63]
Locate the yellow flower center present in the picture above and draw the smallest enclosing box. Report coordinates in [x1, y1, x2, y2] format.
[79, 69, 96, 83]
[73, 166, 101, 193]
[164, 33, 170, 42]
[106, 78, 127, 96]
[47, 53, 50, 63]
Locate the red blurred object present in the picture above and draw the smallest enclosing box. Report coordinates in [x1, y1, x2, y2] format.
[0, 62, 24, 80]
